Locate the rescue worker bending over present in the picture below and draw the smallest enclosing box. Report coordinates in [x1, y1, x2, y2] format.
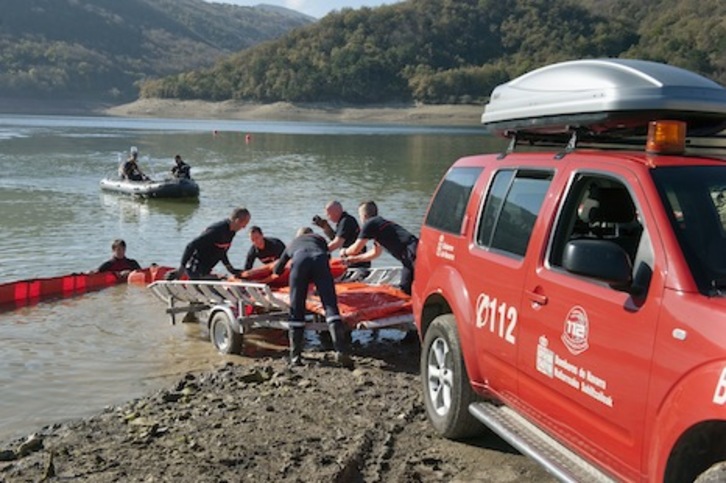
[169, 207, 250, 280]
[341, 200, 418, 294]
[273, 227, 351, 367]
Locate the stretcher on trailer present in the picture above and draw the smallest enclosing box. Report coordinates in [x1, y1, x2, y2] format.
[148, 267, 414, 355]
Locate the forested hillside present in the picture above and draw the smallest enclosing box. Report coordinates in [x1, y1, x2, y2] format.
[0, 0, 312, 101]
[140, 0, 726, 105]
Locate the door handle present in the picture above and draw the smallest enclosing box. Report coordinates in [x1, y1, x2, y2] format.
[525, 289, 548, 305]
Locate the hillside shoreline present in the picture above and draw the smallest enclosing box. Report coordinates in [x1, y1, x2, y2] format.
[106, 99, 486, 126]
[0, 98, 486, 127]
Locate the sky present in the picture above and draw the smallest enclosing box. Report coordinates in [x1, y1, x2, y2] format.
[206, 1, 401, 19]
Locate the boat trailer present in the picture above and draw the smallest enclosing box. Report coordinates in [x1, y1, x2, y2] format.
[148, 267, 414, 355]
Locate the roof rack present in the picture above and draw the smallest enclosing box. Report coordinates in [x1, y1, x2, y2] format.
[495, 129, 726, 159]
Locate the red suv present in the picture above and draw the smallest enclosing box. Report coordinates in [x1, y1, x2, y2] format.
[413, 59, 726, 482]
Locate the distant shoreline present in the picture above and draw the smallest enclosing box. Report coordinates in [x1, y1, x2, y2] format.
[0, 97, 486, 127]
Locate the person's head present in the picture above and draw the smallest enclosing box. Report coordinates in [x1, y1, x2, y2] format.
[111, 239, 127, 258]
[358, 200, 378, 222]
[249, 225, 265, 249]
[229, 207, 251, 231]
[296, 226, 313, 237]
[130, 146, 138, 160]
[174, 154, 182, 165]
[325, 200, 343, 223]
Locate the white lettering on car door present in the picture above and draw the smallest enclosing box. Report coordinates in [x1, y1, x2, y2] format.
[713, 367, 726, 405]
[476, 292, 517, 344]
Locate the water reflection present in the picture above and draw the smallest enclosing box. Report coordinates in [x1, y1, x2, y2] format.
[99, 193, 200, 226]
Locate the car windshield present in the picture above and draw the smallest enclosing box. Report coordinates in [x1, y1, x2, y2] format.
[652, 165, 726, 295]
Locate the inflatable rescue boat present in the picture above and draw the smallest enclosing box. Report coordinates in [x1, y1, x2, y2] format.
[100, 177, 200, 198]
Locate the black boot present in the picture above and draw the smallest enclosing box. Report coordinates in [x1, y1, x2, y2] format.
[289, 328, 305, 366]
[327, 321, 353, 367]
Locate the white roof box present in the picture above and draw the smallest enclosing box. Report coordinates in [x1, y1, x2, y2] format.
[481, 59, 726, 137]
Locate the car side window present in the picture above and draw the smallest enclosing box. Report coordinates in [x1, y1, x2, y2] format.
[425, 167, 483, 234]
[550, 174, 652, 286]
[477, 169, 553, 257]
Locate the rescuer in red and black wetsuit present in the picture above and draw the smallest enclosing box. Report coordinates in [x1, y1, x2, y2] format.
[169, 207, 251, 280]
[273, 227, 351, 367]
[244, 226, 286, 271]
[97, 239, 141, 274]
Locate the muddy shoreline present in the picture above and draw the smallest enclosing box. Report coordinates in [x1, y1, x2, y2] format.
[0, 338, 553, 482]
[0, 97, 485, 127]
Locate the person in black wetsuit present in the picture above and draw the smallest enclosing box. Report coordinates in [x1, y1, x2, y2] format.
[244, 226, 285, 270]
[120, 149, 148, 181]
[341, 200, 419, 295]
[97, 239, 141, 277]
[273, 227, 351, 367]
[313, 200, 370, 270]
[169, 207, 251, 280]
[171, 154, 191, 179]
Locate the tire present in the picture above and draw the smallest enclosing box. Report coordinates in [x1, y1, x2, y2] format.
[421, 314, 481, 439]
[209, 311, 242, 355]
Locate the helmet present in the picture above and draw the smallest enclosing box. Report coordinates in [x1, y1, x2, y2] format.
[130, 146, 138, 155]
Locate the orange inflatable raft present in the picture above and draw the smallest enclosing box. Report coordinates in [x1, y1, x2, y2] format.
[235, 258, 348, 288]
[126, 265, 175, 285]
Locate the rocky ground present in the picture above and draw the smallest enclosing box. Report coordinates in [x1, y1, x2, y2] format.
[0, 336, 555, 482]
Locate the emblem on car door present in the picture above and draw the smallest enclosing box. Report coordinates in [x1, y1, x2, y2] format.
[562, 306, 589, 355]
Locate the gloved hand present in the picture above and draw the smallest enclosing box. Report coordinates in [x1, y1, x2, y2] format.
[229, 268, 243, 278]
[165, 270, 179, 281]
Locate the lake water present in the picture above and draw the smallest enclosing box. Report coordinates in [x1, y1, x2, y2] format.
[0, 114, 504, 442]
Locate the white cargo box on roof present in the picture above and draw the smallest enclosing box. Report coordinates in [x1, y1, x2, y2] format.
[481, 59, 726, 138]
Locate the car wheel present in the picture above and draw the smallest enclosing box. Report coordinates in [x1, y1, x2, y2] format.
[421, 314, 481, 439]
[695, 461, 726, 483]
[210, 311, 242, 355]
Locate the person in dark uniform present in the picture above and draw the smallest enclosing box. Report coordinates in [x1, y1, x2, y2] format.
[244, 226, 286, 270]
[273, 227, 351, 367]
[171, 154, 191, 179]
[313, 200, 370, 270]
[97, 239, 141, 277]
[168, 207, 250, 280]
[341, 200, 418, 295]
[120, 148, 148, 181]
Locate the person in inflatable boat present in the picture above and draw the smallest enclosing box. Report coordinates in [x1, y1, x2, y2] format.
[120, 147, 149, 181]
[171, 154, 191, 179]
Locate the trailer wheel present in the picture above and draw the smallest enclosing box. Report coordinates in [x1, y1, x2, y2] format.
[210, 311, 242, 355]
[421, 314, 481, 439]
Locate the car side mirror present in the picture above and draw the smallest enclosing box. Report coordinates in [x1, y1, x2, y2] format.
[562, 239, 632, 290]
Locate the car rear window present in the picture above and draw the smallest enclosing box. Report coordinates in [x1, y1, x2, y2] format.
[477, 169, 553, 257]
[425, 167, 482, 234]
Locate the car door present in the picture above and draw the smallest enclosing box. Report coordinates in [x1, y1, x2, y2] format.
[462, 166, 554, 399]
[517, 163, 663, 479]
